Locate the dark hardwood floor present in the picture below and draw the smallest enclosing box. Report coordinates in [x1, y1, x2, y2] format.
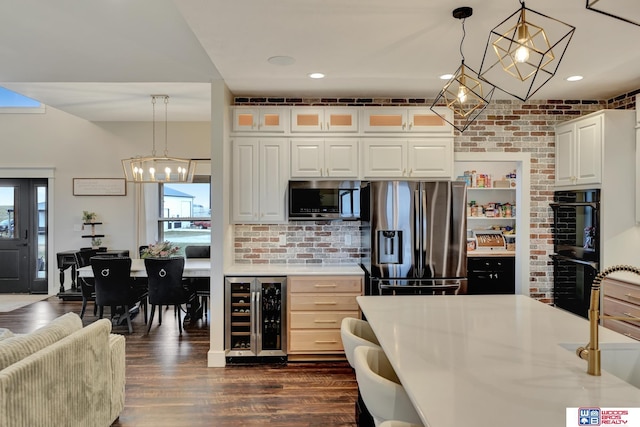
[0, 296, 358, 426]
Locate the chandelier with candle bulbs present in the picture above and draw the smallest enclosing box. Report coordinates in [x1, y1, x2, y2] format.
[122, 95, 195, 183]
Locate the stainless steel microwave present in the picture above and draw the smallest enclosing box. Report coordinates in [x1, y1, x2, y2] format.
[288, 181, 361, 221]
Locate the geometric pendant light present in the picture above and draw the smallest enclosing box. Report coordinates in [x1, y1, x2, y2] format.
[586, 0, 640, 27]
[122, 95, 196, 183]
[431, 7, 495, 133]
[478, 1, 575, 101]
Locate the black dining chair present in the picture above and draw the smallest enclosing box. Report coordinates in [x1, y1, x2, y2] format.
[184, 245, 210, 319]
[75, 249, 97, 319]
[91, 256, 148, 334]
[144, 257, 195, 335]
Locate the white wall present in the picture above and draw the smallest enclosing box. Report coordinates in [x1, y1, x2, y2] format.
[0, 106, 210, 294]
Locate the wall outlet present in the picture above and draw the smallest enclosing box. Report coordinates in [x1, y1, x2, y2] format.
[278, 235, 286, 245]
[345, 234, 352, 245]
[73, 224, 82, 232]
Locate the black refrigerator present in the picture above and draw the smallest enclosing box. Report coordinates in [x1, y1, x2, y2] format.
[361, 180, 467, 295]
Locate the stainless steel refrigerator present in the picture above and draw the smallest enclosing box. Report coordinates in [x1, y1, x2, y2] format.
[361, 181, 467, 295]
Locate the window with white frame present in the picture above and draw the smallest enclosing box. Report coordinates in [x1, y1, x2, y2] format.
[157, 175, 211, 253]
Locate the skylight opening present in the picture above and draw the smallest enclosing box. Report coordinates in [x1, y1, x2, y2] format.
[0, 87, 45, 113]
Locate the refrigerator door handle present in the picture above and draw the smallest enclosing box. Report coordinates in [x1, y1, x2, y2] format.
[414, 188, 423, 277]
[421, 188, 428, 277]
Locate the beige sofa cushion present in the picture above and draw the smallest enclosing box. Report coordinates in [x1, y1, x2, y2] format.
[0, 318, 115, 427]
[0, 329, 13, 341]
[0, 312, 82, 371]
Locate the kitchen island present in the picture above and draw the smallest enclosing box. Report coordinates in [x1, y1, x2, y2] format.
[357, 294, 640, 427]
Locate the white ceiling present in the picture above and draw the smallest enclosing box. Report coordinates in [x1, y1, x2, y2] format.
[1, 0, 639, 122]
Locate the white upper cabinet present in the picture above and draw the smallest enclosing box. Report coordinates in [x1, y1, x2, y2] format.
[291, 107, 359, 132]
[232, 138, 289, 223]
[555, 109, 635, 190]
[555, 115, 602, 187]
[290, 139, 359, 178]
[363, 107, 453, 134]
[232, 108, 286, 132]
[406, 139, 453, 178]
[361, 139, 453, 179]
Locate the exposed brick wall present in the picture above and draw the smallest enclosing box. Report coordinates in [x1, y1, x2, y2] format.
[234, 222, 361, 265]
[232, 92, 638, 301]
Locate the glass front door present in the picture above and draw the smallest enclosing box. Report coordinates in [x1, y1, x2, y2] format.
[0, 179, 47, 293]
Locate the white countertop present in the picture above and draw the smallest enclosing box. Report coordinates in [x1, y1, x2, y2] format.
[224, 263, 364, 276]
[78, 258, 211, 278]
[357, 295, 640, 427]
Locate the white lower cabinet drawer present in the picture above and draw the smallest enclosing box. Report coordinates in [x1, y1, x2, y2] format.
[290, 311, 359, 329]
[289, 330, 344, 352]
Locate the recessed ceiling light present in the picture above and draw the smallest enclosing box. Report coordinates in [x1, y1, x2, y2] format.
[439, 74, 454, 80]
[308, 72, 325, 79]
[566, 75, 583, 82]
[267, 56, 296, 66]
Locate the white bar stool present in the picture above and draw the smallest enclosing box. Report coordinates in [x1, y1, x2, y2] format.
[340, 317, 381, 368]
[354, 346, 423, 427]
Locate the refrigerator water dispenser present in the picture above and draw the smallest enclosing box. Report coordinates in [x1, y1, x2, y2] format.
[378, 230, 402, 264]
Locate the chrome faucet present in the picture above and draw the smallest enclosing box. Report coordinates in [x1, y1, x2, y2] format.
[576, 265, 640, 376]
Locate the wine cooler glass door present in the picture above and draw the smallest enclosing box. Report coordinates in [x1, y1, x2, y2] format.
[225, 277, 257, 357]
[257, 277, 287, 357]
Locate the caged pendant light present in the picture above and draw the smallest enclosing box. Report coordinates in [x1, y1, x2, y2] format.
[478, 0, 575, 101]
[122, 95, 196, 183]
[431, 7, 495, 133]
[586, 0, 640, 27]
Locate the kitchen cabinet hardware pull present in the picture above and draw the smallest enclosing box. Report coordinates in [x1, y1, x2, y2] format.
[622, 312, 640, 320]
[409, 169, 413, 176]
[314, 301, 337, 305]
[409, 122, 413, 129]
[326, 168, 329, 176]
[402, 122, 406, 130]
[314, 284, 337, 288]
[326, 122, 330, 130]
[314, 320, 337, 323]
[315, 340, 338, 344]
[623, 332, 640, 340]
[625, 293, 640, 300]
[403, 168, 406, 176]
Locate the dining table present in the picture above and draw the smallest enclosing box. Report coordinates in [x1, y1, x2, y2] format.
[77, 258, 212, 278]
[356, 294, 640, 427]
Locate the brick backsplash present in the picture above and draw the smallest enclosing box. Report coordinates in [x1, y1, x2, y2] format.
[233, 91, 638, 302]
[234, 221, 362, 265]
